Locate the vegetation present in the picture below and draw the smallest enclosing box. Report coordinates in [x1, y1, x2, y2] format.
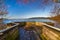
[50, 15, 60, 23]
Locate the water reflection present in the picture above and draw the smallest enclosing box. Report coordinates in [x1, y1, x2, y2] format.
[18, 22, 41, 40]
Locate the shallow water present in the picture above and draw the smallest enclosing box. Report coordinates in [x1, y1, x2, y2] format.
[18, 27, 41, 40]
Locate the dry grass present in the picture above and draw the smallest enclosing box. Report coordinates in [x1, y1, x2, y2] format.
[50, 15, 60, 23]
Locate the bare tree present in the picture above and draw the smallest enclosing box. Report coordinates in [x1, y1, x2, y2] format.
[0, 0, 8, 30]
[49, 0, 60, 17]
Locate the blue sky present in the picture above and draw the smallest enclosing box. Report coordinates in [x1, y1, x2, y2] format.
[5, 0, 54, 19]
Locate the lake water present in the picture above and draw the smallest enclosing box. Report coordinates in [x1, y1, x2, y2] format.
[4, 19, 60, 28]
[4, 19, 55, 24]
